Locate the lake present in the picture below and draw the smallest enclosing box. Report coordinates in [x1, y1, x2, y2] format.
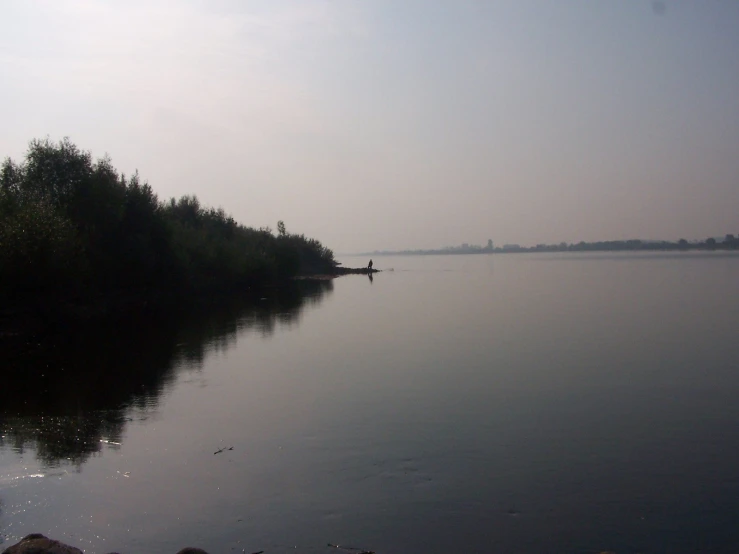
[2, 252, 739, 554]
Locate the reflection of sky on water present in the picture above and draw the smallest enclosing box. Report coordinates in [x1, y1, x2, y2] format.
[1, 254, 739, 553]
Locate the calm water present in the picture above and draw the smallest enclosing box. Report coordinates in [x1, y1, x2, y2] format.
[2, 252, 739, 554]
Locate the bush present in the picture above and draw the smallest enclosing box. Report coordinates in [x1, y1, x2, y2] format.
[0, 138, 336, 307]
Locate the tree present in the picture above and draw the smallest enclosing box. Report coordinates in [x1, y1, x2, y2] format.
[1, 138, 339, 304]
[0, 197, 82, 296]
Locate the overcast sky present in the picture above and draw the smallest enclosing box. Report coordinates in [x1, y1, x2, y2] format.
[1, 1, 738, 252]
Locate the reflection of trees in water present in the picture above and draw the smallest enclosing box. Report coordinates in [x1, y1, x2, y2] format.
[175, 281, 332, 366]
[1, 414, 126, 468]
[0, 280, 333, 467]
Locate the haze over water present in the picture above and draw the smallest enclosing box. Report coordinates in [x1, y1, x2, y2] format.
[2, 252, 739, 554]
[2, 1, 739, 252]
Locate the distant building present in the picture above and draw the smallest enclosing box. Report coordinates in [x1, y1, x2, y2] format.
[487, 239, 493, 250]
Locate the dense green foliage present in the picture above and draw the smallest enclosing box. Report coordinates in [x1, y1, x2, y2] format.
[0, 138, 334, 306]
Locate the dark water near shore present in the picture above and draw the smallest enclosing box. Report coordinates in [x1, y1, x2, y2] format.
[2, 252, 739, 554]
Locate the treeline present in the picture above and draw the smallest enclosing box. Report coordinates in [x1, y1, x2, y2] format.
[371, 236, 739, 256]
[518, 237, 739, 253]
[0, 138, 335, 307]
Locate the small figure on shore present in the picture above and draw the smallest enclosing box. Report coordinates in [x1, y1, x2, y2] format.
[368, 259, 373, 271]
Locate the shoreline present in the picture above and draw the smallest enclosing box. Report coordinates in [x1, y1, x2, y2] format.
[296, 266, 380, 280]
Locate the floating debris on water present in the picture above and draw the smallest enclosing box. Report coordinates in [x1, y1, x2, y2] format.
[328, 543, 375, 554]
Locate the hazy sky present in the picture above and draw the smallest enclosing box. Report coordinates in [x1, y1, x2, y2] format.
[1, 1, 738, 252]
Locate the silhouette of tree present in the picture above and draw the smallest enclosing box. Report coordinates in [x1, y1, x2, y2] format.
[0, 138, 336, 311]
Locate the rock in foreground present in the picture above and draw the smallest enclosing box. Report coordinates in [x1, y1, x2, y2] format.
[2, 535, 84, 554]
[1, 534, 209, 554]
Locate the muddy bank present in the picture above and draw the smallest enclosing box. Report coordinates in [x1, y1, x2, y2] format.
[334, 266, 380, 275]
[296, 266, 380, 280]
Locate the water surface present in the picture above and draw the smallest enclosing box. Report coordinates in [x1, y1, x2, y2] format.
[2, 252, 739, 553]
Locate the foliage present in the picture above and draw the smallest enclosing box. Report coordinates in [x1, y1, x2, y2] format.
[0, 138, 335, 307]
[0, 195, 83, 296]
